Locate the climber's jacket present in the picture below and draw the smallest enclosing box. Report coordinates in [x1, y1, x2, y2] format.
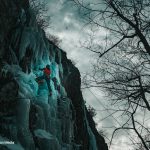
[37, 66, 52, 93]
[43, 68, 51, 78]
[39, 67, 51, 78]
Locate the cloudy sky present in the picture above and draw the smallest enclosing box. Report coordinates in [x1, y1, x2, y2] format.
[44, 0, 136, 149]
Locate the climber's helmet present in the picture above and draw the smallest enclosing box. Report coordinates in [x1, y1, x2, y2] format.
[46, 64, 50, 69]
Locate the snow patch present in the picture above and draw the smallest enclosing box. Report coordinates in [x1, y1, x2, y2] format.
[34, 129, 54, 140]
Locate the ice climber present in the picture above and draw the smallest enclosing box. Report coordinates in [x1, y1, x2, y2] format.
[36, 64, 52, 96]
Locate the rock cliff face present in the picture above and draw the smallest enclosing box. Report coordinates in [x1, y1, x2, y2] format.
[0, 0, 108, 150]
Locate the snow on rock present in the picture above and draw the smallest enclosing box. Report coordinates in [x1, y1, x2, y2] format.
[34, 129, 61, 150]
[34, 129, 54, 139]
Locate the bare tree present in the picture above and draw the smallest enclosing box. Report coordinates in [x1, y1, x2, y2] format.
[88, 105, 97, 118]
[29, 0, 51, 30]
[46, 33, 62, 47]
[70, 0, 150, 149]
[83, 54, 150, 149]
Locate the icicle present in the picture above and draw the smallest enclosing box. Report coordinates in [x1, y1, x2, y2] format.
[83, 104, 98, 150]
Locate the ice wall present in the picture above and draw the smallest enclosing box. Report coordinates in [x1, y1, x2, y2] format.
[0, 0, 108, 150]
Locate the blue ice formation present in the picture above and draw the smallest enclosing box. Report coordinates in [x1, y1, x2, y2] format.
[0, 1, 108, 149]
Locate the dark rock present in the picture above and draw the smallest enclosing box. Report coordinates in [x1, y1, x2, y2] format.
[0, 0, 108, 150]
